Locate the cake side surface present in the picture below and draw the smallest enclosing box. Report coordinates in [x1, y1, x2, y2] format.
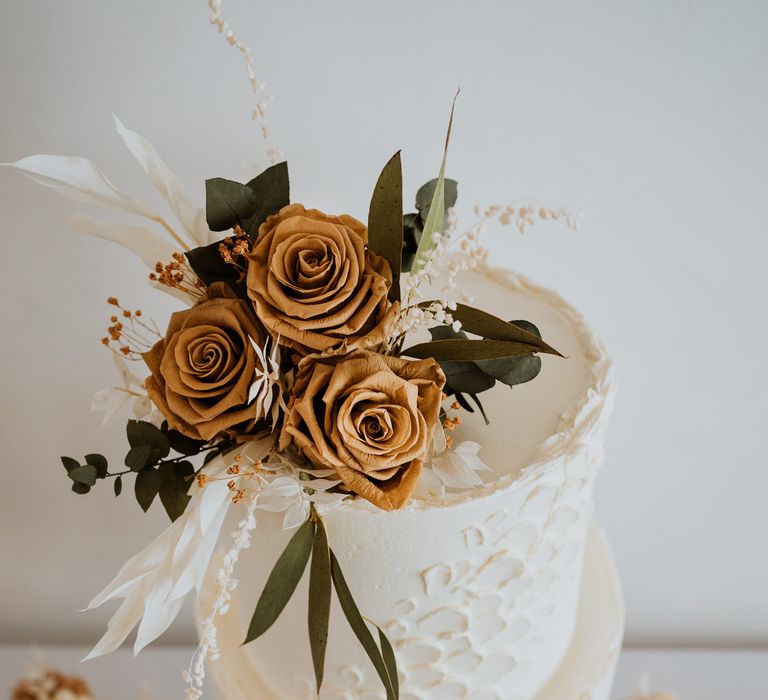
[204, 265, 616, 699]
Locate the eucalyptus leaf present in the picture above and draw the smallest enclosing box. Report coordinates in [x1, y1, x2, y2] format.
[414, 177, 458, 223]
[126, 420, 170, 464]
[164, 426, 207, 456]
[244, 519, 315, 644]
[72, 482, 91, 495]
[125, 444, 152, 472]
[205, 177, 259, 232]
[476, 354, 542, 387]
[135, 467, 160, 512]
[308, 516, 332, 693]
[85, 453, 108, 478]
[243, 161, 290, 239]
[330, 550, 398, 700]
[411, 93, 458, 274]
[68, 464, 98, 486]
[61, 456, 80, 474]
[367, 151, 403, 302]
[440, 360, 496, 395]
[114, 475, 123, 497]
[508, 319, 542, 337]
[401, 212, 422, 272]
[405, 338, 541, 361]
[158, 461, 193, 522]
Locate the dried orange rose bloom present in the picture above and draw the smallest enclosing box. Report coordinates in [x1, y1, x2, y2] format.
[280, 349, 445, 510]
[143, 282, 269, 440]
[246, 204, 398, 356]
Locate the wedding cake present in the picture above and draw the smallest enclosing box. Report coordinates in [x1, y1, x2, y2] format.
[202, 265, 623, 700]
[7, 10, 624, 696]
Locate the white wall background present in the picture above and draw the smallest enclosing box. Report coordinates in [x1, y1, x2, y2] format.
[1, 0, 766, 648]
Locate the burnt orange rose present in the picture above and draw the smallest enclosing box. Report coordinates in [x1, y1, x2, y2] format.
[143, 283, 269, 440]
[246, 204, 398, 355]
[280, 349, 445, 510]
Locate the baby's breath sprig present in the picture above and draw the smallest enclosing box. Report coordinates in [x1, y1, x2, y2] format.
[217, 225, 252, 278]
[149, 252, 206, 299]
[100, 297, 162, 359]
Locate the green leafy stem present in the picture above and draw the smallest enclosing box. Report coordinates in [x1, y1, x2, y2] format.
[244, 506, 400, 699]
[61, 419, 229, 522]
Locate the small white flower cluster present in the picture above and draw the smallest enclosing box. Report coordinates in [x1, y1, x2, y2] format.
[207, 0, 283, 164]
[183, 504, 258, 699]
[418, 436, 492, 498]
[257, 454, 350, 529]
[390, 198, 580, 347]
[389, 209, 489, 345]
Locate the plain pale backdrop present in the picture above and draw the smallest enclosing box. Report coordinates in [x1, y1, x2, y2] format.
[0, 0, 766, 649]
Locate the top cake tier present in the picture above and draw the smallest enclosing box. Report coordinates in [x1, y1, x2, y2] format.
[205, 265, 616, 700]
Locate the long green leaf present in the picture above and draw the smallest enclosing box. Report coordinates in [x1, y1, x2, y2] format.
[244, 519, 315, 644]
[375, 623, 399, 698]
[404, 338, 541, 361]
[367, 151, 403, 302]
[308, 516, 332, 693]
[411, 91, 459, 274]
[421, 303, 562, 356]
[330, 550, 398, 700]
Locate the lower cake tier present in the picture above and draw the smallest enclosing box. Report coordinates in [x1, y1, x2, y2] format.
[203, 521, 624, 700]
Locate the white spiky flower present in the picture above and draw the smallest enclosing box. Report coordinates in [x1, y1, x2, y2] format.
[247, 335, 282, 424]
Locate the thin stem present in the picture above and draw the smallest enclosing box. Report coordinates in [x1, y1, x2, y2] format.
[105, 469, 132, 478]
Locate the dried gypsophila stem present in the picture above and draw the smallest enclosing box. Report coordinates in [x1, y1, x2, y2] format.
[389, 199, 581, 347]
[217, 225, 252, 278]
[207, 0, 283, 165]
[100, 297, 162, 360]
[149, 252, 206, 300]
[473, 200, 582, 235]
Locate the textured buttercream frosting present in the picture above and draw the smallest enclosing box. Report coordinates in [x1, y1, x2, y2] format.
[203, 265, 618, 700]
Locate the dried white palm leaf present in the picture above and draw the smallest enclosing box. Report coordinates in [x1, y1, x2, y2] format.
[82, 436, 272, 660]
[113, 116, 208, 247]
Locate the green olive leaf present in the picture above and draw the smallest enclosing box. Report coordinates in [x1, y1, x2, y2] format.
[308, 516, 332, 693]
[421, 303, 562, 356]
[244, 519, 315, 644]
[367, 151, 403, 301]
[404, 338, 541, 361]
[330, 550, 398, 700]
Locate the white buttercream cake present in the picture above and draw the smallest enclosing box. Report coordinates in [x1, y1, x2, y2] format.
[202, 264, 622, 700]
